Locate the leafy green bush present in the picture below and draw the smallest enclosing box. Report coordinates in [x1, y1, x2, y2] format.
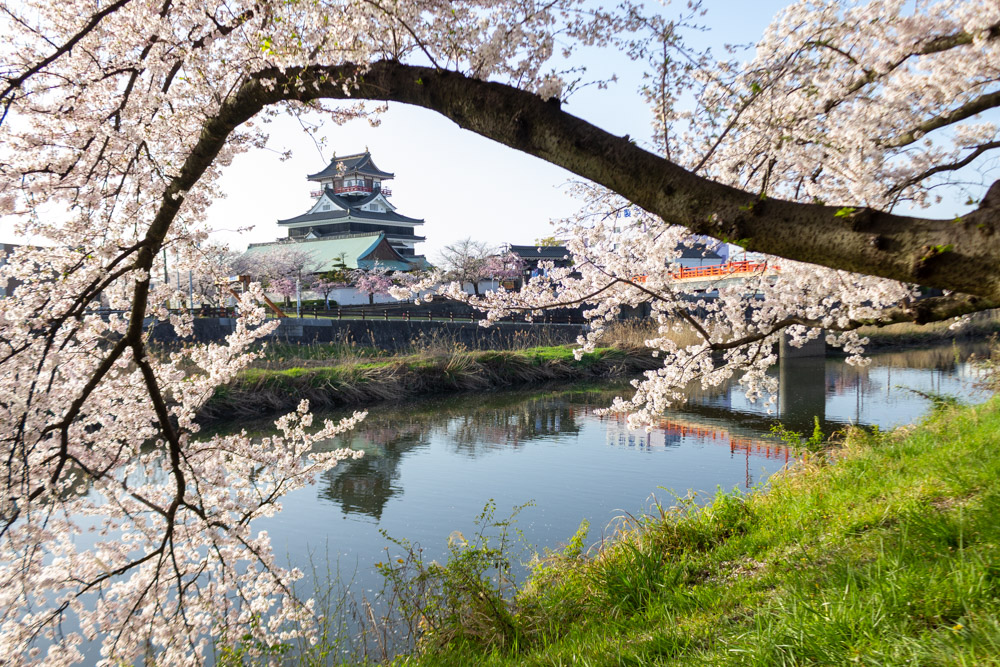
[377, 501, 534, 655]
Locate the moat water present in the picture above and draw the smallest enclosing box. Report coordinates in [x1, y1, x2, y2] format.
[229, 342, 989, 652]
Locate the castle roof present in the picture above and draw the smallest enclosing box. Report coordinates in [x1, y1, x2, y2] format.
[277, 188, 423, 226]
[243, 233, 413, 272]
[307, 151, 394, 181]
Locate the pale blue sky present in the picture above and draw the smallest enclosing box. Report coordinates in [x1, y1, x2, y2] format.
[5, 1, 970, 259]
[206, 0, 796, 261]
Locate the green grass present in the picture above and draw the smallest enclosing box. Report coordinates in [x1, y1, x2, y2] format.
[388, 398, 1000, 666]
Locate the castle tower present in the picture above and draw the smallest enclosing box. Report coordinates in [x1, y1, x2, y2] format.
[277, 150, 425, 261]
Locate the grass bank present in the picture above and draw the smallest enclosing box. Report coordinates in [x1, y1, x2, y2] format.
[199, 345, 659, 423]
[384, 397, 1000, 666]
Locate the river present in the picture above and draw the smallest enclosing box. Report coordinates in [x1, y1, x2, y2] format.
[217, 342, 988, 656]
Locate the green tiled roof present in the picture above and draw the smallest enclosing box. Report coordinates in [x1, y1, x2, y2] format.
[242, 233, 413, 272]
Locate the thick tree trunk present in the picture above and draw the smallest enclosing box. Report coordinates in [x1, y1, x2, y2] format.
[269, 62, 1000, 308]
[141, 60, 1000, 331]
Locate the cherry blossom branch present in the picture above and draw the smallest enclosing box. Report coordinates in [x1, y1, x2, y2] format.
[887, 90, 1000, 148]
[0, 0, 136, 122]
[826, 20, 1000, 112]
[887, 142, 1000, 199]
[264, 61, 1000, 304]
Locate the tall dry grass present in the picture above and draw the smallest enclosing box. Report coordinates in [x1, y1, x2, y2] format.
[594, 319, 703, 351]
[858, 308, 1000, 348]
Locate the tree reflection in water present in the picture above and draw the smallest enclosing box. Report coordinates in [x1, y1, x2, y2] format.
[274, 342, 990, 519]
[312, 390, 598, 519]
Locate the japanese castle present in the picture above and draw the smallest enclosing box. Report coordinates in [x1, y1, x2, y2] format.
[244, 151, 426, 273]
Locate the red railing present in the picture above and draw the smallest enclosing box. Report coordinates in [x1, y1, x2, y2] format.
[334, 185, 373, 195]
[605, 413, 791, 462]
[632, 260, 777, 284]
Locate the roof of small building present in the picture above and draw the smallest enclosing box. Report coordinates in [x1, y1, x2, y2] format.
[677, 243, 722, 260]
[307, 151, 395, 181]
[243, 233, 413, 272]
[506, 245, 571, 261]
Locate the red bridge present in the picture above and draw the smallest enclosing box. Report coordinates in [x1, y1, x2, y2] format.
[632, 260, 779, 284]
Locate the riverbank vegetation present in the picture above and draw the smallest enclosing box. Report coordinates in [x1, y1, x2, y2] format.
[373, 396, 1000, 666]
[856, 309, 1000, 349]
[200, 344, 659, 422]
[198, 322, 686, 421]
[199, 315, 999, 423]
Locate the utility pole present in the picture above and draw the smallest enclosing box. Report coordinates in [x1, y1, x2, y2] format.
[162, 248, 169, 310]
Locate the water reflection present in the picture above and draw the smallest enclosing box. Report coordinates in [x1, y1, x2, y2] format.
[692, 343, 988, 434]
[446, 396, 582, 453]
[294, 342, 987, 525]
[239, 343, 990, 563]
[317, 421, 430, 519]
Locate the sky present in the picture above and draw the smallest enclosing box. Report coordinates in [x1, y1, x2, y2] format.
[205, 0, 796, 263]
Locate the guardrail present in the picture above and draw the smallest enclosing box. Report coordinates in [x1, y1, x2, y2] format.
[97, 306, 588, 325]
[675, 260, 775, 280]
[289, 307, 587, 324]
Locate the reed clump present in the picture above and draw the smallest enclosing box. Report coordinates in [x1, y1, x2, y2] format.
[593, 319, 702, 351]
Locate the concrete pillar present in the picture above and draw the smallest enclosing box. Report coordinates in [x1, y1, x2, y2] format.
[777, 332, 827, 433]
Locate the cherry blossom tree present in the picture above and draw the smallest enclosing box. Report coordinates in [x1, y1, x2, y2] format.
[0, 0, 998, 662]
[232, 244, 318, 303]
[312, 254, 351, 309]
[483, 251, 526, 286]
[188, 242, 240, 308]
[312, 275, 347, 310]
[351, 265, 395, 305]
[438, 238, 495, 296]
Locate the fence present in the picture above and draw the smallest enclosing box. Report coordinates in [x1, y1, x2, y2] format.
[196, 305, 589, 325]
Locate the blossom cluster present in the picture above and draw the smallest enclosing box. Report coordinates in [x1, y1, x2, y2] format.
[0, 0, 995, 662]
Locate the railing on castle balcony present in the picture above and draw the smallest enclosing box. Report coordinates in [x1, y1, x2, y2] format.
[334, 185, 373, 195]
[310, 186, 393, 197]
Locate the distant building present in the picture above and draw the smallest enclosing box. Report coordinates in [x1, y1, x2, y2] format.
[675, 242, 723, 268]
[505, 244, 572, 267]
[277, 150, 426, 264]
[504, 244, 573, 287]
[0, 243, 20, 297]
